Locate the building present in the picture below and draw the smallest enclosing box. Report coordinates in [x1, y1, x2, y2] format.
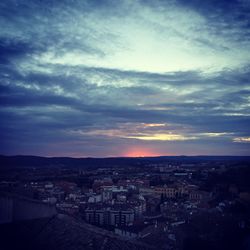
[84, 204, 135, 226]
[154, 185, 188, 198]
[0, 192, 56, 224]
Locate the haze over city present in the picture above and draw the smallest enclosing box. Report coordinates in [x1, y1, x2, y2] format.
[0, 0, 250, 157]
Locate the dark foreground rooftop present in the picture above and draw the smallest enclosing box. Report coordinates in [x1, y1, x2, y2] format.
[0, 214, 154, 250]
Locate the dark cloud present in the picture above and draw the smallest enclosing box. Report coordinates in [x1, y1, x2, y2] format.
[0, 38, 35, 64]
[177, 0, 250, 41]
[1, 64, 250, 137]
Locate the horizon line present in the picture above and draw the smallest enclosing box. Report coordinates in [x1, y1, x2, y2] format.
[1, 154, 250, 159]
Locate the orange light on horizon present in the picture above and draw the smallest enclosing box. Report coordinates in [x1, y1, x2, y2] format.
[123, 148, 164, 157]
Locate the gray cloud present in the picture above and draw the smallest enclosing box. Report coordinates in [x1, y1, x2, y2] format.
[0, 0, 250, 156]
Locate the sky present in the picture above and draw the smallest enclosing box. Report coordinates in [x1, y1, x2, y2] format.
[0, 0, 250, 157]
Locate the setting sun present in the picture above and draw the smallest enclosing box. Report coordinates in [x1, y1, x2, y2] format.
[123, 148, 161, 157]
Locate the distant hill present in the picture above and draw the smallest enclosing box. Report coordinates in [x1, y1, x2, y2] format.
[0, 155, 250, 168]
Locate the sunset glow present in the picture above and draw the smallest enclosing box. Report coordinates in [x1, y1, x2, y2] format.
[126, 133, 197, 141]
[123, 148, 162, 158]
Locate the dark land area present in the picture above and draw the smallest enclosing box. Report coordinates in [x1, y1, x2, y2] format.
[1, 155, 250, 250]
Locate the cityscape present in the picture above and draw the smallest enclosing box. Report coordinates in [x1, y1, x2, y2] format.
[1, 155, 250, 249]
[1, 0, 250, 249]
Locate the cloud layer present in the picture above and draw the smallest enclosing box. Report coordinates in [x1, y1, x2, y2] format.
[0, 0, 250, 156]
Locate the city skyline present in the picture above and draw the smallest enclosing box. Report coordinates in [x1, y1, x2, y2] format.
[0, 0, 250, 157]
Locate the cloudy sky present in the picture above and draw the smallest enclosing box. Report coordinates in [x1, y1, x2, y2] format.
[0, 0, 250, 157]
